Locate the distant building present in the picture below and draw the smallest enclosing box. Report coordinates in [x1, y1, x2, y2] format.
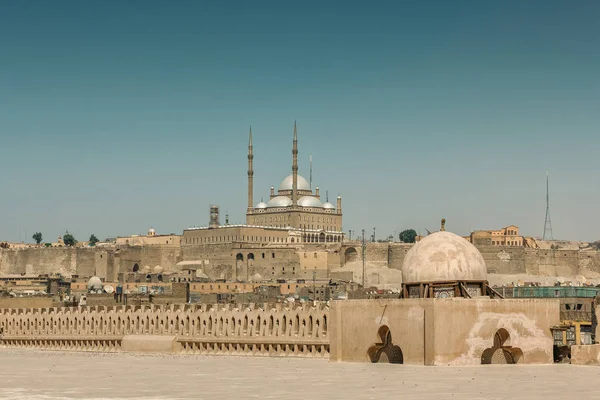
[469, 225, 524, 247]
[115, 227, 181, 247]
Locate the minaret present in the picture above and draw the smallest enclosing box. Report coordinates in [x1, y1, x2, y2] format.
[247, 127, 254, 214]
[292, 121, 298, 206]
[309, 154, 313, 190]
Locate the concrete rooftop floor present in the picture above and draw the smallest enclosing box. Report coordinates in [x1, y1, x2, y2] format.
[0, 349, 598, 399]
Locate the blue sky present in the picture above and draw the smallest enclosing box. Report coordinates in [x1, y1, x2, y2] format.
[1, 1, 598, 243]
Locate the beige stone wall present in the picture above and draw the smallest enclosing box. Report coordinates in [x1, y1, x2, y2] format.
[330, 298, 559, 365]
[571, 344, 600, 365]
[0, 302, 330, 357]
[428, 298, 558, 365]
[330, 299, 426, 364]
[2, 241, 600, 285]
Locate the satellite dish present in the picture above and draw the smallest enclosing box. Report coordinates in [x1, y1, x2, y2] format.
[104, 285, 114, 294]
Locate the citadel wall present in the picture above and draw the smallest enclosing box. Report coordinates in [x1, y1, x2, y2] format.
[1, 243, 600, 283]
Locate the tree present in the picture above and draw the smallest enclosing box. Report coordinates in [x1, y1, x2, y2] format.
[32, 232, 43, 245]
[63, 231, 77, 247]
[89, 234, 99, 246]
[399, 229, 417, 243]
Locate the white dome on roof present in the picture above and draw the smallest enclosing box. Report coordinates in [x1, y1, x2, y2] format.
[322, 202, 335, 209]
[255, 201, 268, 209]
[267, 196, 293, 208]
[154, 265, 163, 274]
[298, 196, 322, 208]
[402, 231, 487, 284]
[87, 276, 103, 291]
[279, 175, 311, 191]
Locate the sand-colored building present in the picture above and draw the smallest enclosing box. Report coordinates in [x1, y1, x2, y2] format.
[469, 225, 524, 247]
[115, 228, 181, 247]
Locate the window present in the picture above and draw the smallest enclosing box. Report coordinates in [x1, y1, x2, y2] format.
[262, 253, 265, 258]
[272, 252, 275, 258]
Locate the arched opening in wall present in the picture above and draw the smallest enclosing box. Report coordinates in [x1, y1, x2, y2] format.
[236, 253, 244, 262]
[367, 325, 403, 364]
[133, 263, 139, 273]
[157, 274, 163, 282]
[248, 253, 255, 261]
[344, 248, 358, 264]
[481, 328, 523, 364]
[145, 274, 151, 282]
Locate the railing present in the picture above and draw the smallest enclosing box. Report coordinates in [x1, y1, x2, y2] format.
[0, 303, 330, 358]
[496, 286, 600, 299]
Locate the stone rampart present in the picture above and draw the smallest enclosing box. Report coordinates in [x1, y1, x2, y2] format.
[0, 302, 330, 358]
[2, 243, 600, 284]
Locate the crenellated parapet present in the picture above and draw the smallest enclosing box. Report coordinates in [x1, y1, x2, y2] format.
[0, 302, 330, 357]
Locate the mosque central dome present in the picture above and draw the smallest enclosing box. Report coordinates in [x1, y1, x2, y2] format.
[279, 175, 311, 191]
[402, 231, 487, 284]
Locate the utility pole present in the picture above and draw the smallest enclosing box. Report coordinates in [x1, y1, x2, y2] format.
[362, 229, 366, 288]
[372, 227, 376, 242]
[543, 171, 554, 241]
[348, 230, 352, 241]
[312, 268, 316, 302]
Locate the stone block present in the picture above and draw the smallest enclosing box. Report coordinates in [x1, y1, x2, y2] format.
[121, 335, 178, 354]
[571, 345, 600, 365]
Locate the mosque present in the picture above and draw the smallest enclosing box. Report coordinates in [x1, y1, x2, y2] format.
[180, 123, 344, 282]
[183, 123, 344, 247]
[245, 122, 343, 235]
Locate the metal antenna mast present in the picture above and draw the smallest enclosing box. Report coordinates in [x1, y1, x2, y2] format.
[543, 171, 554, 240]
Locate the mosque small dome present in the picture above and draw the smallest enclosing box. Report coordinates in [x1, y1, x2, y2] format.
[148, 227, 156, 236]
[143, 265, 151, 273]
[252, 273, 262, 282]
[322, 202, 335, 209]
[402, 231, 487, 284]
[298, 196, 323, 208]
[278, 175, 311, 191]
[267, 196, 293, 208]
[87, 276, 103, 291]
[154, 266, 163, 274]
[255, 201, 268, 209]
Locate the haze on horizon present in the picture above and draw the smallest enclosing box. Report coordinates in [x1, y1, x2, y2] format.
[0, 1, 598, 244]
